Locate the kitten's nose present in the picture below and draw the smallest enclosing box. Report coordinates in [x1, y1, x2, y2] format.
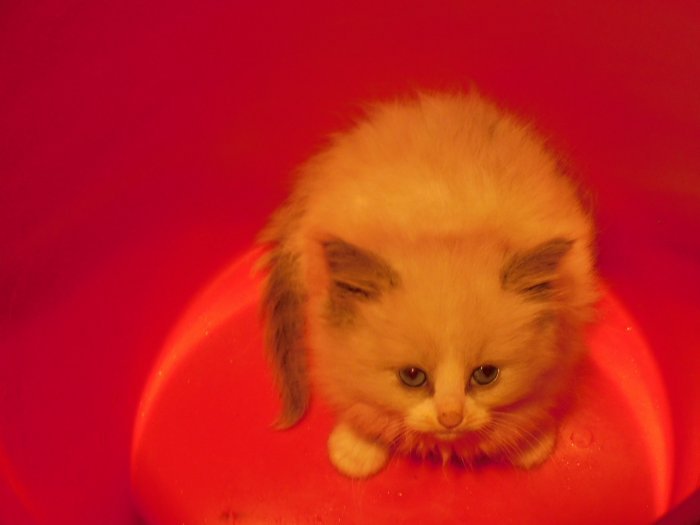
[438, 410, 463, 429]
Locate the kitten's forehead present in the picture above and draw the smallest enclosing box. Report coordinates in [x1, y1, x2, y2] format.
[372, 240, 543, 366]
[387, 236, 508, 309]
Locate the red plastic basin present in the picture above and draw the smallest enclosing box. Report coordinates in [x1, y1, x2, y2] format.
[1, 2, 698, 524]
[131, 250, 676, 524]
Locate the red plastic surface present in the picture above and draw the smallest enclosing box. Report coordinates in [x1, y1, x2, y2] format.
[1, 1, 699, 524]
[132, 250, 675, 524]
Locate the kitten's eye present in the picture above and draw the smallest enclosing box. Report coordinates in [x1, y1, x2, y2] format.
[471, 365, 500, 386]
[399, 367, 427, 387]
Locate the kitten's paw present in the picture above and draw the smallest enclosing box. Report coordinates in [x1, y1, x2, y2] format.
[512, 429, 557, 469]
[328, 422, 389, 478]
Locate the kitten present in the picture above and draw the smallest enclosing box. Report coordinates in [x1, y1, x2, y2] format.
[258, 90, 598, 478]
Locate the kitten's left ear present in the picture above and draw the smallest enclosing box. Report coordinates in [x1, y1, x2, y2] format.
[501, 238, 573, 300]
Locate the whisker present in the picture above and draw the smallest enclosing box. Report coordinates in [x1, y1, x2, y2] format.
[482, 411, 554, 464]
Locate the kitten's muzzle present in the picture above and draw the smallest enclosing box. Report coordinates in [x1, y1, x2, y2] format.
[438, 410, 464, 429]
[434, 429, 463, 442]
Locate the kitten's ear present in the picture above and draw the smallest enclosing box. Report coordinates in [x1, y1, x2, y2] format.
[322, 238, 400, 301]
[261, 250, 309, 429]
[501, 239, 573, 300]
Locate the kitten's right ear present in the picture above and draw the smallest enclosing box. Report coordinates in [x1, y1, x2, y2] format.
[261, 249, 309, 429]
[322, 238, 400, 298]
[321, 239, 400, 326]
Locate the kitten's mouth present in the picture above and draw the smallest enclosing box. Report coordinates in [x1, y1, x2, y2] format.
[434, 430, 463, 441]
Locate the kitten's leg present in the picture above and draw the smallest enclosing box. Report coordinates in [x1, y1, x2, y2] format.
[512, 428, 557, 469]
[327, 422, 389, 478]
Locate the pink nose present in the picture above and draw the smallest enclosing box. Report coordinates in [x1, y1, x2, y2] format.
[438, 411, 463, 429]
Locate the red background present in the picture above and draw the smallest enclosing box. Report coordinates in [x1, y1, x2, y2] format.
[1, 1, 699, 523]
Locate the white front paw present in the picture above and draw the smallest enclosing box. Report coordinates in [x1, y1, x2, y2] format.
[327, 422, 389, 478]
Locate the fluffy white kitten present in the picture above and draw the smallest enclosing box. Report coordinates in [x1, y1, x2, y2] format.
[258, 90, 598, 478]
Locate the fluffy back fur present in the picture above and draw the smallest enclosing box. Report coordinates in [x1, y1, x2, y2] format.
[259, 90, 598, 476]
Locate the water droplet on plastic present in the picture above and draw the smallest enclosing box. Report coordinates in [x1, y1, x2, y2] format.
[570, 428, 593, 448]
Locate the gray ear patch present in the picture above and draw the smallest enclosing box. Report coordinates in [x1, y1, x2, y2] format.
[322, 239, 400, 324]
[501, 238, 574, 300]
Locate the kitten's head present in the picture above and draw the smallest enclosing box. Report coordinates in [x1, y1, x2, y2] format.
[308, 235, 582, 457]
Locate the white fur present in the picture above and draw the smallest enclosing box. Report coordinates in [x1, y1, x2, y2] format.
[262, 90, 598, 477]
